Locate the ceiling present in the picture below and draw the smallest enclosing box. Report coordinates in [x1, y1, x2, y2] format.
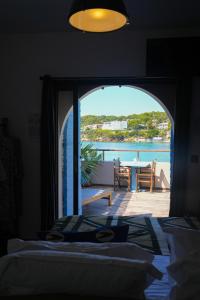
[0, 0, 200, 34]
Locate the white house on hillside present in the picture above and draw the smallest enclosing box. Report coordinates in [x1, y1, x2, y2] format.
[157, 122, 168, 130]
[102, 121, 128, 131]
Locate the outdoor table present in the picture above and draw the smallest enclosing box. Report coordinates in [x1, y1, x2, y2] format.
[120, 161, 151, 192]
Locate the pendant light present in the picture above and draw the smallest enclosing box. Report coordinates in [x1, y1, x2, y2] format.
[68, 0, 129, 33]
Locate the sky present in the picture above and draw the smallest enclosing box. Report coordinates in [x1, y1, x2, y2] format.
[80, 86, 164, 116]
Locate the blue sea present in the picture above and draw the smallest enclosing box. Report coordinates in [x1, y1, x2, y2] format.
[82, 141, 170, 162]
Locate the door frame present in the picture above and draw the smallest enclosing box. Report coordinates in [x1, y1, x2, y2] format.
[51, 76, 191, 217]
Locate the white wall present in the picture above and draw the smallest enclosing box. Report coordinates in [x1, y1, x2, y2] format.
[0, 28, 200, 237]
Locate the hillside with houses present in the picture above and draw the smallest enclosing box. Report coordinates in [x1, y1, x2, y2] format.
[81, 112, 171, 142]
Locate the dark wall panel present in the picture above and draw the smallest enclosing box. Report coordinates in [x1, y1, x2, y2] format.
[146, 37, 200, 76]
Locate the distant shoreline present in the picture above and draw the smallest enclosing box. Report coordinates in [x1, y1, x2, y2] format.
[81, 139, 170, 144]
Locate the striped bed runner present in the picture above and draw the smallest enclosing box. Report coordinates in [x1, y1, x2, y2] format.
[53, 216, 200, 255]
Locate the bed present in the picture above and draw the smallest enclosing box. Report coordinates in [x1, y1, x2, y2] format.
[0, 244, 171, 300]
[1, 216, 200, 299]
[82, 188, 112, 206]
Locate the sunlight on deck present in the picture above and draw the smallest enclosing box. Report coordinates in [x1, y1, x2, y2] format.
[83, 187, 170, 217]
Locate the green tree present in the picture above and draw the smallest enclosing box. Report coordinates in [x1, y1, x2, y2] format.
[81, 111, 170, 141]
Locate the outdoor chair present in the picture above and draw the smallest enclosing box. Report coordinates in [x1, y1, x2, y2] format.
[113, 159, 131, 192]
[136, 160, 156, 192]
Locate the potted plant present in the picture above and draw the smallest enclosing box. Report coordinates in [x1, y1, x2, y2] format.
[81, 143, 102, 187]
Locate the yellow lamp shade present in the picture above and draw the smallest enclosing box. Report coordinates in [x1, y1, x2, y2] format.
[68, 0, 129, 33]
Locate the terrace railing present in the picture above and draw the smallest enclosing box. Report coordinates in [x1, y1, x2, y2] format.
[95, 148, 170, 161]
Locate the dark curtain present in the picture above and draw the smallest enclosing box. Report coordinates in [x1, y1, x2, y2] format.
[40, 76, 58, 230]
[169, 78, 192, 216]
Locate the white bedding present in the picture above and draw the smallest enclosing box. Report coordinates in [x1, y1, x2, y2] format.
[145, 255, 171, 300]
[0, 249, 162, 298]
[2, 240, 172, 299]
[7, 239, 154, 262]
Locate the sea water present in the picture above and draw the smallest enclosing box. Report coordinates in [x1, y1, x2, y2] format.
[82, 141, 170, 162]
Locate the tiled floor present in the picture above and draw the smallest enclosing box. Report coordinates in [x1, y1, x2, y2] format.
[83, 186, 170, 217]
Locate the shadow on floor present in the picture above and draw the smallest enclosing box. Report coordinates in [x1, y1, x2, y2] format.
[82, 186, 170, 217]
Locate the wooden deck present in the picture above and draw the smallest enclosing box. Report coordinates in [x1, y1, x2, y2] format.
[82, 186, 170, 217]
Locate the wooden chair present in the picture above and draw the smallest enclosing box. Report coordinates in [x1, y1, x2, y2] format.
[136, 161, 156, 192]
[113, 159, 131, 192]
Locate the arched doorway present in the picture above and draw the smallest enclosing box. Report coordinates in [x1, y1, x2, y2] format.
[59, 84, 173, 218]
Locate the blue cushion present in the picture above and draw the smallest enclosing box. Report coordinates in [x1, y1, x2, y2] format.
[38, 225, 129, 243]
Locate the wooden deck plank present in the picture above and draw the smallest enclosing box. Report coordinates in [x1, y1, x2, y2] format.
[83, 186, 170, 217]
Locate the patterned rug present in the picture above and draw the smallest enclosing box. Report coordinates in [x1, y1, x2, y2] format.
[53, 216, 200, 255]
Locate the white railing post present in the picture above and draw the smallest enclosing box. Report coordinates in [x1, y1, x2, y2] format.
[136, 151, 140, 161]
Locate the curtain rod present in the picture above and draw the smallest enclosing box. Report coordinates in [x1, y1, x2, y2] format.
[40, 76, 177, 82]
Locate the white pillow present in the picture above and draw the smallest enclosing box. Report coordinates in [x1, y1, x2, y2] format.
[164, 227, 200, 262]
[8, 239, 154, 262]
[0, 250, 162, 298]
[167, 249, 200, 300]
